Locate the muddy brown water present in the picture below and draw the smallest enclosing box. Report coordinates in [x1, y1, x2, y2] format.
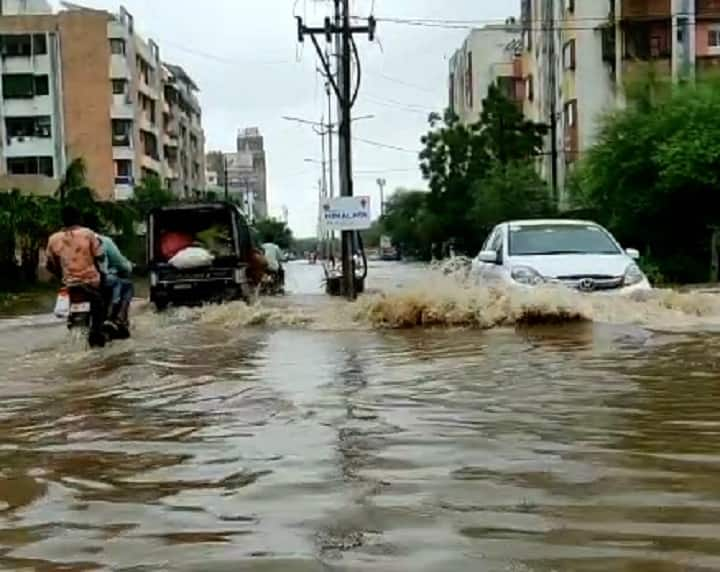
[2, 262, 720, 571]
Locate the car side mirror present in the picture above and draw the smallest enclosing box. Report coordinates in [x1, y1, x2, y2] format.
[625, 248, 640, 260]
[478, 250, 500, 264]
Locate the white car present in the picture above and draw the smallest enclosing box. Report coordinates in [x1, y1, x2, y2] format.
[471, 219, 651, 294]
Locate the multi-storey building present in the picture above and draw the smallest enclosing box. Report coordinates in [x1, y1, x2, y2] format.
[0, 2, 205, 200]
[518, 0, 616, 205]
[163, 64, 205, 197]
[448, 23, 522, 125]
[236, 127, 267, 219]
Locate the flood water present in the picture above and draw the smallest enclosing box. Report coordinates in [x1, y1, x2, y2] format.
[2, 261, 720, 571]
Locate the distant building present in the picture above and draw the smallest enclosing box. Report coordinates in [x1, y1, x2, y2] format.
[0, 2, 206, 200]
[224, 150, 257, 222]
[448, 23, 522, 125]
[236, 127, 267, 219]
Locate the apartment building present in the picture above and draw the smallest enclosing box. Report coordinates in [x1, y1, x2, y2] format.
[162, 64, 205, 196]
[236, 127, 267, 220]
[518, 0, 616, 204]
[511, 0, 720, 204]
[0, 2, 206, 200]
[448, 23, 522, 124]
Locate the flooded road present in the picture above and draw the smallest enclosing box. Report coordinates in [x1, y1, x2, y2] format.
[2, 262, 720, 571]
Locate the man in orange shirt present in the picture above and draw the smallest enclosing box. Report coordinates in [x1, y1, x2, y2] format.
[46, 206, 106, 346]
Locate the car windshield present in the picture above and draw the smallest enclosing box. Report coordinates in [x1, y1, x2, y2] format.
[508, 224, 621, 256]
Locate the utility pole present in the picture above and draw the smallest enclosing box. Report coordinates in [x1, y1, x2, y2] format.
[376, 177, 386, 217]
[545, 0, 559, 202]
[223, 154, 229, 202]
[325, 80, 335, 199]
[296, 0, 376, 299]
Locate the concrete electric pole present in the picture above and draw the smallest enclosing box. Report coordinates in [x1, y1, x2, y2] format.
[296, 0, 376, 299]
[376, 177, 386, 217]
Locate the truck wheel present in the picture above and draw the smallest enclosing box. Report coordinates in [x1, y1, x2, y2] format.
[153, 295, 169, 312]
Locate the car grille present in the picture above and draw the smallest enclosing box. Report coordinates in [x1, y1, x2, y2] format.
[556, 275, 624, 292]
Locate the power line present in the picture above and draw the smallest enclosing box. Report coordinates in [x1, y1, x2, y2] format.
[353, 136, 418, 154]
[365, 70, 436, 93]
[365, 93, 437, 112]
[360, 97, 432, 115]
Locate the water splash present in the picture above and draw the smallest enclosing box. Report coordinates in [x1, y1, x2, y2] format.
[127, 270, 720, 333]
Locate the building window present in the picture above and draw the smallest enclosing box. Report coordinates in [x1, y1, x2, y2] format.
[563, 39, 576, 70]
[112, 119, 132, 146]
[564, 99, 578, 128]
[7, 156, 54, 177]
[115, 159, 133, 184]
[525, 74, 534, 102]
[1, 34, 32, 57]
[1, 74, 48, 98]
[142, 131, 159, 160]
[6, 116, 51, 139]
[34, 75, 49, 96]
[32, 34, 47, 55]
[709, 28, 720, 49]
[110, 38, 126, 55]
[112, 79, 127, 95]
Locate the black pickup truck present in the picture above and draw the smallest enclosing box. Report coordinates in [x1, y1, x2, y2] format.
[147, 202, 253, 310]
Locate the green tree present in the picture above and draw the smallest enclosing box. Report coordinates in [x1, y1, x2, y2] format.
[471, 162, 555, 237]
[255, 218, 293, 250]
[419, 84, 548, 254]
[381, 190, 439, 259]
[131, 174, 175, 221]
[570, 77, 720, 282]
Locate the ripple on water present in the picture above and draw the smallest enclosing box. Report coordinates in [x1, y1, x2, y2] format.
[0, 264, 720, 570]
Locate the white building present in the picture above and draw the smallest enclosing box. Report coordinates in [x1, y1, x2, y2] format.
[519, 0, 617, 206]
[0, 0, 52, 15]
[449, 23, 522, 125]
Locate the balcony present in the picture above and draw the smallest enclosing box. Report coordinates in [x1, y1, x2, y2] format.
[138, 79, 159, 100]
[139, 114, 158, 134]
[111, 94, 134, 120]
[622, 21, 672, 60]
[622, 57, 671, 79]
[697, 0, 720, 19]
[141, 154, 162, 174]
[114, 179, 134, 201]
[163, 133, 179, 148]
[621, 0, 671, 21]
[2, 54, 51, 75]
[110, 54, 130, 80]
[3, 96, 52, 117]
[4, 136, 54, 158]
[164, 164, 179, 180]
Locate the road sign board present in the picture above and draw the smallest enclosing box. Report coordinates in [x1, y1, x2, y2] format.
[320, 196, 372, 231]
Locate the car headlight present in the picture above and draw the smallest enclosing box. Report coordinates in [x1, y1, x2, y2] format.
[624, 263, 645, 286]
[511, 265, 545, 286]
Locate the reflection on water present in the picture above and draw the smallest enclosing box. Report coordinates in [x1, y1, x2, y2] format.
[1, 262, 720, 570]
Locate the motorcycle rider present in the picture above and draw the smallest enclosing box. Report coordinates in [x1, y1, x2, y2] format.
[85, 213, 134, 339]
[262, 242, 284, 290]
[46, 205, 106, 347]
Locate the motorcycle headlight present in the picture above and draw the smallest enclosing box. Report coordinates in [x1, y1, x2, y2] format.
[511, 265, 545, 286]
[624, 263, 645, 286]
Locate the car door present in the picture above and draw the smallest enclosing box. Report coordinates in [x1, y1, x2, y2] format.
[483, 226, 506, 284]
[473, 226, 503, 283]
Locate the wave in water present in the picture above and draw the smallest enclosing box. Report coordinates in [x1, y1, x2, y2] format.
[129, 273, 720, 332]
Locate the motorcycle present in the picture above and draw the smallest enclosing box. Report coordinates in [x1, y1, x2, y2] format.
[259, 268, 285, 296]
[55, 286, 127, 347]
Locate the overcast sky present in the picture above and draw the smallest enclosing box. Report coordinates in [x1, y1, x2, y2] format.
[52, 0, 518, 236]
